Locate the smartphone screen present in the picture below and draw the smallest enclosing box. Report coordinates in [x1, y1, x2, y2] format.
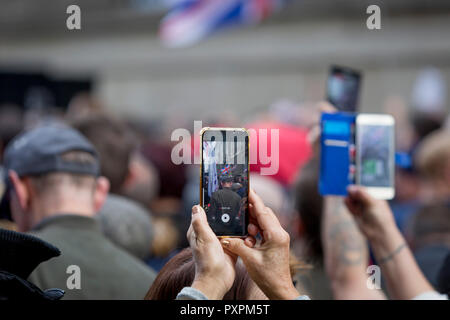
[356, 115, 395, 199]
[201, 128, 249, 237]
[327, 65, 362, 112]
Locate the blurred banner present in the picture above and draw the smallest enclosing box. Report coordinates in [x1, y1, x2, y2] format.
[159, 0, 284, 47]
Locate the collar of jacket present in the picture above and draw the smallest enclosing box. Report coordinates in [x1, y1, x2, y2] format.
[32, 213, 101, 233]
[0, 228, 60, 279]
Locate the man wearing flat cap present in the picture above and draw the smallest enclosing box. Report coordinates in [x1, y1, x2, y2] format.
[1, 123, 155, 299]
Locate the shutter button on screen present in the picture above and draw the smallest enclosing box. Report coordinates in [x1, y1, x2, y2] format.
[221, 214, 230, 223]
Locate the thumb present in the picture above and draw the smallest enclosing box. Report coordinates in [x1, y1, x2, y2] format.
[347, 185, 374, 207]
[189, 205, 215, 243]
[220, 238, 254, 260]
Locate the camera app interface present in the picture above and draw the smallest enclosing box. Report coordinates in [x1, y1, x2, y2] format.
[359, 125, 393, 187]
[202, 130, 249, 236]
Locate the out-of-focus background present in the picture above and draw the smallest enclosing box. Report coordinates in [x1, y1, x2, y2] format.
[1, 0, 449, 298]
[1, 0, 450, 121]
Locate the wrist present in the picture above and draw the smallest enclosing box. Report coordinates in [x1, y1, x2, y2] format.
[191, 275, 229, 300]
[324, 196, 344, 211]
[265, 281, 300, 300]
[370, 224, 404, 258]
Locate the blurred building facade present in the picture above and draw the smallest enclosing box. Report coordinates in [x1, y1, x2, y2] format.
[0, 0, 449, 120]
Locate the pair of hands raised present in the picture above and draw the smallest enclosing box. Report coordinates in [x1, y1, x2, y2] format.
[187, 184, 396, 300]
[187, 189, 300, 300]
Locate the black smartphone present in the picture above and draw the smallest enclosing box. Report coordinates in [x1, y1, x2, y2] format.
[326, 65, 362, 112]
[200, 127, 249, 237]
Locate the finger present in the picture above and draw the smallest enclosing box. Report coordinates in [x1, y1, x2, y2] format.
[187, 223, 194, 243]
[244, 236, 256, 248]
[316, 101, 337, 114]
[347, 185, 374, 207]
[307, 125, 320, 146]
[248, 189, 266, 215]
[220, 238, 254, 260]
[190, 205, 216, 242]
[223, 248, 239, 263]
[344, 196, 360, 217]
[248, 218, 262, 237]
[248, 189, 281, 232]
[249, 215, 259, 226]
[248, 223, 259, 237]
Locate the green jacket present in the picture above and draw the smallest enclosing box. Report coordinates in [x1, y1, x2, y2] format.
[28, 214, 156, 300]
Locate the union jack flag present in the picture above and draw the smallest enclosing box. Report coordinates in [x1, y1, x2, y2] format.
[159, 0, 285, 47]
[220, 164, 232, 175]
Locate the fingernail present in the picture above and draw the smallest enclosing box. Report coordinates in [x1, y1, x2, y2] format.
[192, 206, 199, 214]
[221, 239, 230, 247]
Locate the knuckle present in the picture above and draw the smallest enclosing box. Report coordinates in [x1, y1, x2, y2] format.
[191, 217, 201, 229]
[278, 230, 290, 245]
[187, 231, 195, 244]
[228, 239, 243, 252]
[226, 239, 237, 249]
[186, 226, 193, 239]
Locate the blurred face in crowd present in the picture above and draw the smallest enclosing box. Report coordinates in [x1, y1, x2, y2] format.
[71, 114, 136, 194]
[8, 151, 110, 232]
[121, 152, 160, 207]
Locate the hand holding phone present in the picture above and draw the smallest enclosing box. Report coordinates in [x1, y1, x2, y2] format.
[187, 205, 237, 299]
[319, 112, 395, 199]
[220, 189, 300, 300]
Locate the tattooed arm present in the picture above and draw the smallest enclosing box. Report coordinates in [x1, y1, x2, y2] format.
[322, 196, 386, 299]
[345, 186, 436, 300]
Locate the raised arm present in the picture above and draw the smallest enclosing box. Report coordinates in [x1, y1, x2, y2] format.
[322, 196, 385, 299]
[345, 185, 435, 299]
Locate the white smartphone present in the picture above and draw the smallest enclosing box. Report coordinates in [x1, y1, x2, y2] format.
[356, 114, 395, 200]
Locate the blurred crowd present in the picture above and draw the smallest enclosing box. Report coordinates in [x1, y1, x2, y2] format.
[0, 67, 449, 300]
